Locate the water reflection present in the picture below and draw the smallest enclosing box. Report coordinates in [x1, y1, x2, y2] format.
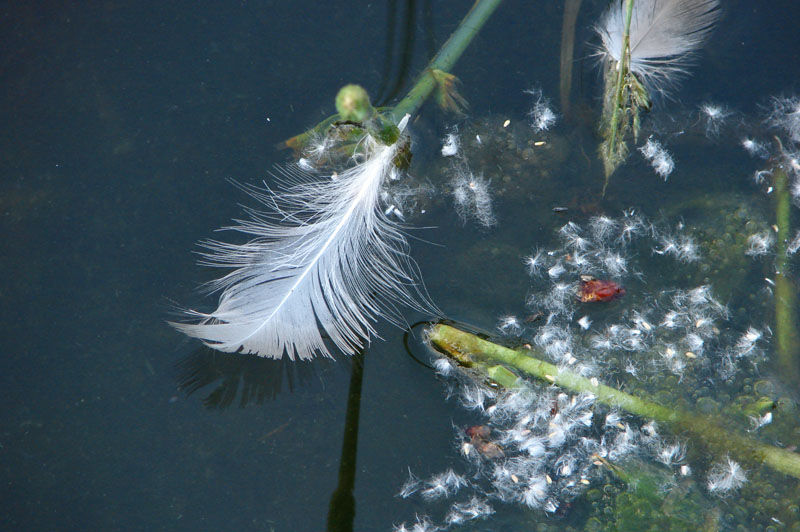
[176, 347, 336, 408]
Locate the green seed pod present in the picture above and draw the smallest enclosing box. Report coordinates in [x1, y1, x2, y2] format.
[335, 84, 374, 123]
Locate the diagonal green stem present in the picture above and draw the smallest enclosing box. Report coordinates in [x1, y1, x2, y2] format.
[389, 0, 504, 121]
[428, 322, 800, 480]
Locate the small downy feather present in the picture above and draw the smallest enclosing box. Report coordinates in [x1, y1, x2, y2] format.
[597, 0, 721, 92]
[172, 115, 434, 360]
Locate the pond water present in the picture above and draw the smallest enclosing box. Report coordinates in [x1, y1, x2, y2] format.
[2, 1, 800, 530]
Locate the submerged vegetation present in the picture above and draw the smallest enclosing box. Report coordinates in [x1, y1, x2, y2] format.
[404, 195, 800, 529]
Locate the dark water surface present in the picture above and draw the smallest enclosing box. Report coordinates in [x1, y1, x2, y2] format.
[2, 1, 800, 530]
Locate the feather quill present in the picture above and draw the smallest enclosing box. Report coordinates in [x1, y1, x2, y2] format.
[173, 115, 434, 360]
[597, 0, 721, 92]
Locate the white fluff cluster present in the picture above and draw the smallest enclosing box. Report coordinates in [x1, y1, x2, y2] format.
[763, 98, 800, 206]
[392, 515, 436, 532]
[654, 233, 701, 263]
[745, 231, 775, 257]
[699, 102, 732, 138]
[749, 411, 773, 432]
[401, 212, 778, 526]
[444, 496, 494, 526]
[733, 327, 768, 360]
[497, 315, 523, 335]
[741, 137, 768, 159]
[441, 132, 460, 157]
[399, 368, 696, 528]
[521, 214, 775, 386]
[733, 95, 800, 209]
[752, 169, 771, 185]
[707, 457, 747, 495]
[432, 357, 455, 377]
[580, 284, 731, 380]
[655, 441, 686, 467]
[443, 137, 497, 228]
[420, 470, 469, 500]
[451, 173, 496, 227]
[768, 96, 800, 144]
[525, 88, 557, 132]
[639, 137, 675, 179]
[787, 231, 800, 255]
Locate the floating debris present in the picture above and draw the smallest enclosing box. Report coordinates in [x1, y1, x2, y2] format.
[577, 275, 626, 303]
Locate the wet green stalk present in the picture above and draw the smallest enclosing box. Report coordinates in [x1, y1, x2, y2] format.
[773, 165, 800, 383]
[605, 0, 634, 164]
[389, 0, 504, 121]
[428, 323, 800, 480]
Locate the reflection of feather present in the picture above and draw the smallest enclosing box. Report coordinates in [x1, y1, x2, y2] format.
[176, 346, 330, 408]
[173, 115, 433, 360]
[597, 0, 721, 92]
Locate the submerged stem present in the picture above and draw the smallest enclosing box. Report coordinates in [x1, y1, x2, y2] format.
[773, 163, 800, 383]
[559, 0, 582, 121]
[428, 322, 800, 480]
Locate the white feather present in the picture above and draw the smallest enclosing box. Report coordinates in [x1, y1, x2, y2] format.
[597, 0, 721, 91]
[173, 115, 433, 360]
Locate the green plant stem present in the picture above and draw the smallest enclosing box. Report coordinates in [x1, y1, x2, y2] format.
[283, 0, 504, 150]
[600, 0, 635, 194]
[559, 0, 582, 122]
[389, 0, 504, 121]
[773, 165, 800, 383]
[606, 0, 634, 157]
[428, 323, 800, 480]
